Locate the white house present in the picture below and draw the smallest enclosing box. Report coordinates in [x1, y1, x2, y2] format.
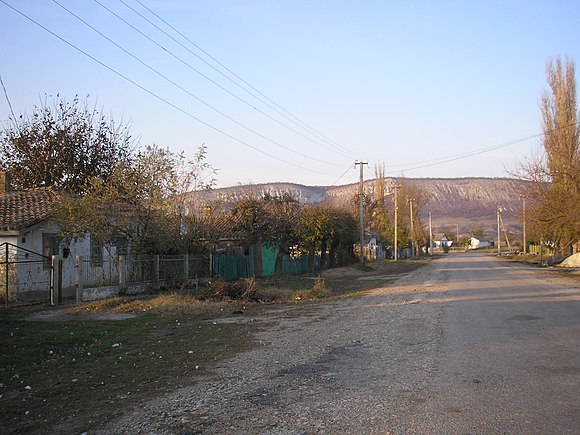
[467, 237, 492, 250]
[433, 234, 453, 249]
[0, 174, 108, 302]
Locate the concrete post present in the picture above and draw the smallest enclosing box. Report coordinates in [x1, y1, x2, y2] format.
[154, 255, 160, 289]
[75, 255, 83, 303]
[118, 255, 126, 290]
[50, 255, 61, 306]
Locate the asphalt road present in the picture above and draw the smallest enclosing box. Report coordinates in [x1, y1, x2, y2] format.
[407, 252, 580, 434]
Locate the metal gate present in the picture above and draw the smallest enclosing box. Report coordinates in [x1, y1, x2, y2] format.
[0, 242, 53, 307]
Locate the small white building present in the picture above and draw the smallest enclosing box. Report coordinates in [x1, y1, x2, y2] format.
[467, 237, 492, 250]
[0, 180, 107, 302]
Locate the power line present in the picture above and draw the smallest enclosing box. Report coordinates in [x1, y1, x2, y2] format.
[330, 164, 356, 186]
[0, 0, 339, 179]
[383, 126, 580, 175]
[52, 0, 346, 168]
[126, 0, 359, 160]
[92, 0, 351, 162]
[0, 73, 16, 121]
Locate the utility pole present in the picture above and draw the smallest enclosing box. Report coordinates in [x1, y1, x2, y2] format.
[456, 224, 459, 246]
[497, 206, 501, 255]
[520, 194, 527, 255]
[428, 212, 433, 256]
[408, 198, 415, 258]
[393, 184, 400, 261]
[355, 160, 368, 265]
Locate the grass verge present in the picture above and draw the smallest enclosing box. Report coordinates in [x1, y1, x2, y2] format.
[0, 301, 255, 434]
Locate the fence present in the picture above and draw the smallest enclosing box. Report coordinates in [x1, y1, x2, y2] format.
[1, 242, 52, 306]
[212, 253, 321, 281]
[4, 247, 323, 305]
[528, 242, 556, 257]
[75, 254, 211, 301]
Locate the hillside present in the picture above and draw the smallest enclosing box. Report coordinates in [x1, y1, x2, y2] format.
[195, 177, 532, 239]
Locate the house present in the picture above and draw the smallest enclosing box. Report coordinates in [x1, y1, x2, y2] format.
[0, 173, 107, 302]
[432, 234, 453, 249]
[467, 237, 492, 250]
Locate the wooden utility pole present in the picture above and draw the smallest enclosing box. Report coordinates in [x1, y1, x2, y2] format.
[394, 184, 400, 261]
[429, 212, 433, 256]
[355, 161, 368, 265]
[408, 198, 415, 258]
[497, 206, 501, 255]
[520, 194, 527, 254]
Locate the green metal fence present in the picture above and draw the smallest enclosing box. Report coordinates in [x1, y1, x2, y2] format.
[212, 250, 321, 280]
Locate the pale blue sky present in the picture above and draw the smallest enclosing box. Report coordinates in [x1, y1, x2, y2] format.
[1, 0, 579, 187]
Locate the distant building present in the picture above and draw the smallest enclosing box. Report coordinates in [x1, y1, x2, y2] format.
[467, 237, 492, 250]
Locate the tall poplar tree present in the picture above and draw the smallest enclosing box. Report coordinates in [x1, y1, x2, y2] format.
[526, 56, 580, 254]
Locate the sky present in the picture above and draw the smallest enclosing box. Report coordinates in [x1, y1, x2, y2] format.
[1, 0, 579, 188]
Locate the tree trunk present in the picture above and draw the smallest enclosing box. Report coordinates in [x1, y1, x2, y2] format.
[275, 249, 284, 274]
[320, 239, 328, 269]
[329, 242, 338, 268]
[307, 244, 315, 273]
[253, 237, 263, 277]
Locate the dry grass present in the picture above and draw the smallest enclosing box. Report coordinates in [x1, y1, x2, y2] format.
[71, 294, 231, 317]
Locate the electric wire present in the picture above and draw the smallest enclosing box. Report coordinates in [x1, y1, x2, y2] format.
[0, 73, 17, 121]
[92, 0, 350, 164]
[389, 134, 542, 170]
[384, 121, 580, 175]
[52, 0, 346, 168]
[124, 0, 359, 160]
[7, 2, 562, 183]
[330, 164, 356, 186]
[0, 0, 339, 178]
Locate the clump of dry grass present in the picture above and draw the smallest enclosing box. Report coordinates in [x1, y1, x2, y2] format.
[291, 275, 330, 300]
[242, 277, 258, 299]
[72, 294, 229, 316]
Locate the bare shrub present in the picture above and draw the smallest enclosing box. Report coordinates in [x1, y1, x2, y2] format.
[209, 279, 229, 301]
[242, 277, 258, 299]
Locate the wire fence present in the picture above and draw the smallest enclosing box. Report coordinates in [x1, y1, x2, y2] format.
[78, 254, 211, 291]
[1, 242, 51, 305]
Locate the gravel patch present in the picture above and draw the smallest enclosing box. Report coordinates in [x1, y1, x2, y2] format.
[98, 262, 445, 434]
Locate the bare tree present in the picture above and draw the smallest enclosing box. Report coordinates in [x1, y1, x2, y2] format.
[0, 95, 133, 194]
[524, 57, 580, 254]
[542, 57, 580, 189]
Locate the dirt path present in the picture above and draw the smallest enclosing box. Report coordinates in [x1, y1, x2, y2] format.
[99, 260, 446, 434]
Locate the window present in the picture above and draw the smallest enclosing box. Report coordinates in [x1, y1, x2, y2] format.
[42, 233, 59, 268]
[90, 238, 103, 267]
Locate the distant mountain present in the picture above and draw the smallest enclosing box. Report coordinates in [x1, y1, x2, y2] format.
[195, 178, 532, 239]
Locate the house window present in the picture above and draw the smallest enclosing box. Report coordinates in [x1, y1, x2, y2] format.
[42, 233, 59, 268]
[90, 238, 103, 267]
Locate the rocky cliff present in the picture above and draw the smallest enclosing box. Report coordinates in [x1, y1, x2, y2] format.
[200, 177, 529, 220]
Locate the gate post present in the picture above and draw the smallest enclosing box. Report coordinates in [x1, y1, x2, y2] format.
[75, 255, 83, 303]
[50, 256, 62, 306]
